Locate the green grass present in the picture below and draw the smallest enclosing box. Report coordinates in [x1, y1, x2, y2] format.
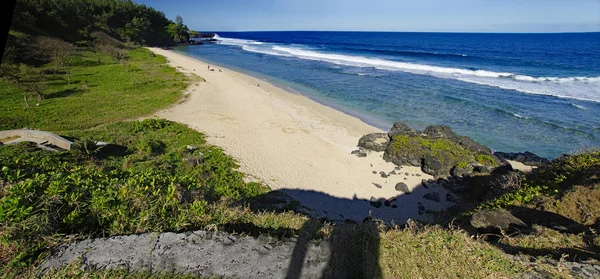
[380, 225, 524, 278]
[0, 48, 187, 131]
[0, 119, 285, 270]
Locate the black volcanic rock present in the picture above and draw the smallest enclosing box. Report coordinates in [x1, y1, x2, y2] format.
[470, 209, 529, 234]
[388, 122, 418, 138]
[424, 125, 457, 138]
[494, 151, 549, 166]
[358, 133, 390, 152]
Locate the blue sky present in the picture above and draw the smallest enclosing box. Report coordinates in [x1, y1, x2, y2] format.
[137, 0, 600, 33]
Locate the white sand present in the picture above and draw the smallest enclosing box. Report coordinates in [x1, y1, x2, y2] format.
[149, 48, 453, 224]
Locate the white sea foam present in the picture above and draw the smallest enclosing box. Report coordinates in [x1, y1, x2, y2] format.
[571, 103, 588, 110]
[214, 34, 263, 46]
[513, 113, 529, 119]
[214, 35, 600, 102]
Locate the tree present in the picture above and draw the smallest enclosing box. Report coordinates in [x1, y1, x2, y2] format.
[20, 65, 46, 104]
[97, 43, 134, 85]
[35, 37, 77, 85]
[166, 15, 189, 44]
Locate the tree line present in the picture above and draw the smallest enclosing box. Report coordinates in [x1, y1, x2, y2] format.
[1, 0, 192, 107]
[10, 0, 189, 46]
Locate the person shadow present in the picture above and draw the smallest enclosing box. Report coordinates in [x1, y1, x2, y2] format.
[284, 217, 382, 279]
[246, 186, 444, 279]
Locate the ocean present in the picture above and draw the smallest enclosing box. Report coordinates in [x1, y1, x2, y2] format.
[178, 31, 600, 158]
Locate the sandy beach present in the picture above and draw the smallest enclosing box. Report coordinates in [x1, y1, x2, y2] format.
[149, 47, 453, 223]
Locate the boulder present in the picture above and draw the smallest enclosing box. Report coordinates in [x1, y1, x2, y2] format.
[422, 192, 440, 202]
[494, 151, 549, 166]
[445, 193, 458, 203]
[350, 149, 367, 157]
[422, 154, 447, 176]
[384, 144, 421, 166]
[456, 136, 492, 155]
[470, 209, 529, 234]
[394, 182, 409, 193]
[388, 122, 418, 138]
[421, 179, 429, 189]
[384, 197, 397, 207]
[358, 133, 390, 152]
[424, 125, 457, 138]
[473, 164, 492, 174]
[451, 165, 474, 177]
[369, 197, 382, 208]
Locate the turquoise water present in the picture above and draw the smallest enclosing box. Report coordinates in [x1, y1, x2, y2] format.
[178, 32, 600, 158]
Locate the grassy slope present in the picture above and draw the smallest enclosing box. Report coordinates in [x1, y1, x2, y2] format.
[0, 46, 548, 278]
[0, 48, 186, 131]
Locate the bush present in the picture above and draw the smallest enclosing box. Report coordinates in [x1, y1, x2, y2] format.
[479, 151, 600, 209]
[0, 120, 270, 270]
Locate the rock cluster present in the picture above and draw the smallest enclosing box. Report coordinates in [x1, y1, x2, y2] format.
[358, 122, 502, 177]
[494, 151, 549, 166]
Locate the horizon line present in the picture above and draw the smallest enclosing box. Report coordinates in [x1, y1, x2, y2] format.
[193, 30, 600, 35]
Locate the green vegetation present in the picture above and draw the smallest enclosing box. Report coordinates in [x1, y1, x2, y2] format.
[390, 134, 497, 168]
[481, 151, 600, 209]
[475, 154, 497, 166]
[0, 119, 282, 271]
[0, 48, 186, 131]
[380, 225, 523, 278]
[10, 0, 189, 48]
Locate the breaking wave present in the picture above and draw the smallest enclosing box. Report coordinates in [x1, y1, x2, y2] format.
[215, 35, 600, 102]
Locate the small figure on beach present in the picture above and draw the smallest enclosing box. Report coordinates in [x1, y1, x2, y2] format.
[207, 65, 210, 70]
[219, 69, 222, 72]
[257, 83, 260, 87]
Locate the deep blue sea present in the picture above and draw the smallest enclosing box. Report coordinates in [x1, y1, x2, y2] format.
[179, 32, 600, 158]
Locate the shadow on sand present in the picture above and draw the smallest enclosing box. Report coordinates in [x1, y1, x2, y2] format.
[245, 183, 448, 279]
[242, 165, 599, 277]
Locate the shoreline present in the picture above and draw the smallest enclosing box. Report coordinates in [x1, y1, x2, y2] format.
[149, 47, 454, 223]
[171, 47, 394, 132]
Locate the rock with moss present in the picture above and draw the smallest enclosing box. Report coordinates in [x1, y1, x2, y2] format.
[375, 122, 502, 177]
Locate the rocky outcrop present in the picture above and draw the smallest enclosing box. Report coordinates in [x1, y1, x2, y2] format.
[470, 209, 529, 234]
[360, 122, 502, 177]
[388, 122, 418, 138]
[494, 151, 549, 166]
[358, 133, 390, 152]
